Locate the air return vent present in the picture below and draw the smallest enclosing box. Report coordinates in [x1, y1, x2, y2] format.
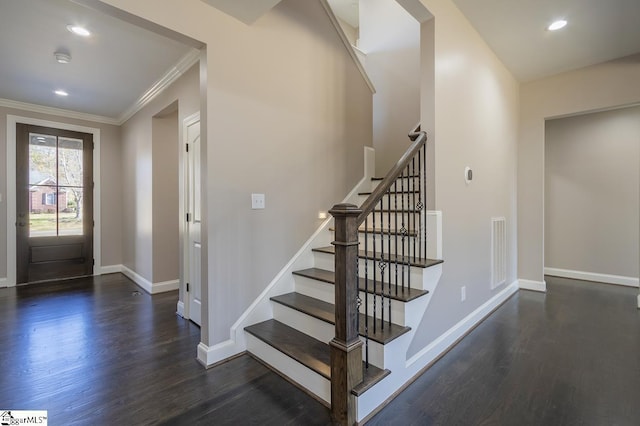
[491, 217, 506, 289]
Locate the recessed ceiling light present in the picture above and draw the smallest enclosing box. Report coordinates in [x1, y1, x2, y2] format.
[67, 25, 91, 37]
[548, 20, 567, 31]
[54, 89, 69, 97]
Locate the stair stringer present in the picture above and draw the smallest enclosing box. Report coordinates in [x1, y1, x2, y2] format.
[197, 147, 375, 367]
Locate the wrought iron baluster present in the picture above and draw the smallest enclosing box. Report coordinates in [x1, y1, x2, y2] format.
[363, 217, 369, 368]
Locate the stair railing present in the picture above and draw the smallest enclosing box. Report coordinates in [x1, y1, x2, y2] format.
[330, 127, 428, 425]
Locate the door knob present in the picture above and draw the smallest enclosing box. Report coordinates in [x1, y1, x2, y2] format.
[18, 222, 25, 227]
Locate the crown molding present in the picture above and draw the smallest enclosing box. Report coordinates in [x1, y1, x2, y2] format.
[0, 98, 120, 126]
[117, 49, 201, 124]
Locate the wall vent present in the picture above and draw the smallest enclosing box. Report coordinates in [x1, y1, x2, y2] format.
[491, 217, 506, 289]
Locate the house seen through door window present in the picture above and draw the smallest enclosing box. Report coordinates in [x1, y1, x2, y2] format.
[28, 133, 84, 237]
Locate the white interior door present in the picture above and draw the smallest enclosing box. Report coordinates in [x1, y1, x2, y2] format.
[185, 115, 202, 325]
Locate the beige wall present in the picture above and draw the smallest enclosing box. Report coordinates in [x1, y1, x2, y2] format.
[99, 0, 373, 346]
[545, 106, 640, 279]
[152, 107, 180, 283]
[120, 64, 199, 284]
[359, 0, 421, 175]
[519, 54, 640, 283]
[409, 0, 519, 353]
[0, 106, 122, 281]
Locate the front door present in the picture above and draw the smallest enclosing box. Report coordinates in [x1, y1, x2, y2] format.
[185, 115, 202, 325]
[16, 124, 94, 284]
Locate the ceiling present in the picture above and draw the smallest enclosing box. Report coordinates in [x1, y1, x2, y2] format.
[329, 0, 640, 82]
[0, 0, 196, 123]
[451, 0, 640, 82]
[1, 0, 639, 124]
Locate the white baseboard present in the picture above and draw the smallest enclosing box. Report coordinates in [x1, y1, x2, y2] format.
[518, 279, 547, 292]
[407, 280, 518, 367]
[98, 264, 122, 275]
[153, 279, 180, 293]
[544, 267, 639, 288]
[121, 265, 179, 294]
[197, 340, 242, 368]
[0, 277, 6, 288]
[177, 300, 185, 317]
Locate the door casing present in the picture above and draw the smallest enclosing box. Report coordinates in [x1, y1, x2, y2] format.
[5, 115, 101, 287]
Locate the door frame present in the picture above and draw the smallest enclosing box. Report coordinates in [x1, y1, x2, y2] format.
[6, 115, 101, 287]
[178, 111, 200, 320]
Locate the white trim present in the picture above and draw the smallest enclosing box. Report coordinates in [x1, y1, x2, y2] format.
[319, 0, 375, 93]
[0, 98, 119, 125]
[120, 265, 178, 294]
[118, 50, 200, 124]
[180, 111, 201, 321]
[518, 279, 547, 292]
[98, 264, 122, 275]
[406, 280, 519, 367]
[153, 279, 180, 293]
[121, 265, 153, 293]
[6, 115, 101, 287]
[197, 341, 239, 368]
[544, 267, 639, 288]
[0, 278, 7, 288]
[177, 300, 185, 318]
[637, 294, 640, 309]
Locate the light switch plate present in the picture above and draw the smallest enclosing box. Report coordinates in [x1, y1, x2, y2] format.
[251, 193, 265, 209]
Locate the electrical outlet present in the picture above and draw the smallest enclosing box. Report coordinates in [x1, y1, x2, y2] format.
[251, 193, 265, 210]
[461, 286, 466, 302]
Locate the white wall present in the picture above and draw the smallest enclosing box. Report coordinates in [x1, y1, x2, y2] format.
[359, 0, 421, 175]
[98, 0, 373, 348]
[519, 53, 640, 285]
[545, 106, 640, 282]
[408, 0, 519, 353]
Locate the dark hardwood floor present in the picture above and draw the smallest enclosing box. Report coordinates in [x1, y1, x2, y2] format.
[0, 274, 331, 425]
[368, 276, 640, 425]
[1, 274, 638, 425]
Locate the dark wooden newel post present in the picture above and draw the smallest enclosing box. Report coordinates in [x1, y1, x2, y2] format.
[329, 203, 363, 426]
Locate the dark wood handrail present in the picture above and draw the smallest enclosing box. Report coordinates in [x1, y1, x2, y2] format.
[357, 130, 427, 223]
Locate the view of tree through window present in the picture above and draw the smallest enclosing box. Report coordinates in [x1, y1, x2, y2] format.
[28, 133, 84, 237]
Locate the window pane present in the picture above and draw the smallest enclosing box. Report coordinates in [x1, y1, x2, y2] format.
[58, 137, 83, 187]
[59, 187, 83, 236]
[29, 134, 57, 186]
[29, 185, 57, 237]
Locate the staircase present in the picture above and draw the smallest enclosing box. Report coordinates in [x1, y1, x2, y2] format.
[243, 129, 443, 424]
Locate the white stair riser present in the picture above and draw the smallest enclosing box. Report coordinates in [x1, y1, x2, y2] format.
[312, 251, 427, 289]
[272, 302, 387, 370]
[358, 261, 425, 290]
[357, 192, 424, 207]
[355, 233, 425, 258]
[294, 275, 411, 326]
[272, 303, 334, 343]
[370, 177, 422, 193]
[295, 275, 335, 304]
[245, 333, 331, 403]
[366, 211, 424, 231]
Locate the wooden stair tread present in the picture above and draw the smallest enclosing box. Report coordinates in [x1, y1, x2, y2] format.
[293, 268, 429, 302]
[358, 190, 420, 196]
[371, 175, 419, 180]
[312, 246, 443, 269]
[271, 292, 411, 344]
[244, 319, 389, 396]
[245, 319, 331, 379]
[329, 226, 418, 237]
